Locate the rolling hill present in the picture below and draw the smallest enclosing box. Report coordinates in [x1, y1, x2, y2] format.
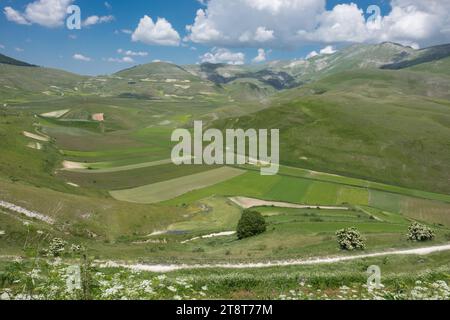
[0, 55, 85, 101]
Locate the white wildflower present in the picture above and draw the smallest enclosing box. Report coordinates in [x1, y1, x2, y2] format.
[167, 286, 177, 292]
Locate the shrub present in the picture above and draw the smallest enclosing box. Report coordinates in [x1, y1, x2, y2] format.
[336, 227, 366, 251]
[70, 244, 84, 255]
[48, 238, 68, 257]
[407, 223, 435, 242]
[237, 210, 266, 240]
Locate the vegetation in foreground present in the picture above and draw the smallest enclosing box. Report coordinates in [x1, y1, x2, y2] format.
[0, 253, 449, 300]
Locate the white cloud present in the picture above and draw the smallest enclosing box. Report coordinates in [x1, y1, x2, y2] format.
[320, 45, 337, 55]
[254, 27, 275, 42]
[4, 7, 32, 25]
[121, 29, 133, 34]
[117, 49, 148, 57]
[73, 54, 92, 62]
[132, 15, 181, 46]
[306, 50, 318, 59]
[186, 0, 324, 47]
[252, 48, 267, 63]
[239, 27, 275, 43]
[305, 45, 336, 59]
[4, 0, 73, 28]
[15, 47, 24, 52]
[0, 44, 5, 49]
[106, 56, 134, 63]
[200, 48, 245, 65]
[83, 15, 114, 27]
[104, 2, 112, 10]
[185, 0, 450, 48]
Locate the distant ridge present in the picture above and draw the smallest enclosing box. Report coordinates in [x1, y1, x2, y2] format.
[381, 43, 450, 70]
[0, 53, 37, 67]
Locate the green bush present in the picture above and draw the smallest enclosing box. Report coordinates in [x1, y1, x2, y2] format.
[237, 210, 266, 240]
[47, 238, 67, 257]
[407, 223, 435, 242]
[336, 227, 366, 251]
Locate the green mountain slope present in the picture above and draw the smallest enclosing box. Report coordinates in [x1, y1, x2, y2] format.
[270, 42, 416, 83]
[115, 61, 196, 80]
[0, 62, 85, 101]
[185, 42, 417, 90]
[214, 68, 450, 194]
[381, 44, 450, 70]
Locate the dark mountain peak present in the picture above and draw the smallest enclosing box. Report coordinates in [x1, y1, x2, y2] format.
[0, 53, 37, 67]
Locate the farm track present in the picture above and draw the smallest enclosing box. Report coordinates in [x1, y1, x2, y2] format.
[0, 200, 54, 224]
[98, 243, 450, 273]
[229, 196, 349, 210]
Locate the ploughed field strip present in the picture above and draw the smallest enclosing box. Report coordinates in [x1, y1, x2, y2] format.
[110, 167, 246, 204]
[60, 158, 182, 173]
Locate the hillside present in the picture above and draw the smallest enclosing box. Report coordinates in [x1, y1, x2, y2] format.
[184, 42, 422, 91]
[214, 67, 450, 194]
[381, 43, 450, 70]
[0, 53, 36, 67]
[0, 63, 85, 101]
[115, 61, 196, 80]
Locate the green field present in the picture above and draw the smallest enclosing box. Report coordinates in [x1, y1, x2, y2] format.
[110, 167, 246, 203]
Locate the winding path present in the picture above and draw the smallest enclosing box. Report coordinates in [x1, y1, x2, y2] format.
[98, 243, 450, 273]
[0, 200, 55, 224]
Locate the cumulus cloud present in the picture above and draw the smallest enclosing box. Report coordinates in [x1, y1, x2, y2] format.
[83, 15, 114, 27]
[117, 49, 148, 57]
[252, 48, 267, 63]
[106, 56, 134, 63]
[200, 48, 245, 65]
[73, 54, 92, 62]
[306, 45, 337, 59]
[186, 0, 324, 47]
[132, 15, 180, 46]
[239, 27, 275, 43]
[4, 0, 73, 28]
[4, 7, 32, 25]
[320, 45, 337, 55]
[305, 50, 318, 59]
[185, 0, 450, 48]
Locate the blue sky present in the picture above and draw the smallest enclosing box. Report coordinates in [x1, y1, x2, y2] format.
[1, 0, 448, 75]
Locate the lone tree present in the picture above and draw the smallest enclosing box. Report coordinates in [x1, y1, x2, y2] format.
[407, 222, 435, 242]
[336, 227, 366, 251]
[237, 210, 266, 240]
